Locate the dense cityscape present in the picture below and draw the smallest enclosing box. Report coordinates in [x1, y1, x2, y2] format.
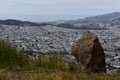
[0, 12, 120, 73]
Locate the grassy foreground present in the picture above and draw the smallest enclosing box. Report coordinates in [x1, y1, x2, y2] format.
[0, 70, 120, 80]
[0, 40, 120, 80]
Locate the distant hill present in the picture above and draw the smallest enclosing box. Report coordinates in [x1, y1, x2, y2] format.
[1, 12, 120, 28]
[66, 12, 120, 24]
[86, 12, 120, 21]
[0, 19, 52, 26]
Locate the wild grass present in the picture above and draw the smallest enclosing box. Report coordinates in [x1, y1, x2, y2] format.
[0, 40, 32, 70]
[1, 71, 120, 80]
[0, 40, 75, 71]
[0, 40, 120, 80]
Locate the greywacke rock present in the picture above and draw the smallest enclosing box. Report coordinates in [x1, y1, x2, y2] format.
[71, 31, 106, 73]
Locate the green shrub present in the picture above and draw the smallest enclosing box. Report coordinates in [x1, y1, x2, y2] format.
[0, 40, 31, 69]
[0, 40, 75, 71]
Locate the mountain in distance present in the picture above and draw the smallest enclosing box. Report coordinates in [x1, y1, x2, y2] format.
[66, 12, 120, 24]
[86, 12, 120, 21]
[56, 12, 120, 30]
[1, 12, 120, 28]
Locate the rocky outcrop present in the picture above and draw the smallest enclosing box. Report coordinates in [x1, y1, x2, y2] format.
[71, 31, 106, 73]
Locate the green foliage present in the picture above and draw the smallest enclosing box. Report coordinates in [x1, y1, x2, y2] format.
[35, 54, 68, 72]
[0, 40, 31, 69]
[1, 40, 120, 80]
[33, 51, 75, 72]
[0, 40, 75, 71]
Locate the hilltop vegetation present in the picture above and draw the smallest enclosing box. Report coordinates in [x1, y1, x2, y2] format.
[0, 40, 120, 80]
[0, 40, 31, 70]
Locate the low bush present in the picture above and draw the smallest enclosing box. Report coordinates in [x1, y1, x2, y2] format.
[0, 40, 31, 69]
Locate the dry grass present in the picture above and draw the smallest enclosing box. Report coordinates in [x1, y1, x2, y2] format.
[0, 70, 120, 80]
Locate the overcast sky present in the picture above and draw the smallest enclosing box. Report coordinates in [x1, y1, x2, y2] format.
[0, 0, 120, 22]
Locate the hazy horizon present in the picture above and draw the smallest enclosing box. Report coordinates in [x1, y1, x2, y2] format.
[0, 14, 97, 22]
[0, 0, 120, 22]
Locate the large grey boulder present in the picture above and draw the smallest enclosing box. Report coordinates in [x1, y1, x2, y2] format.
[71, 31, 106, 73]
